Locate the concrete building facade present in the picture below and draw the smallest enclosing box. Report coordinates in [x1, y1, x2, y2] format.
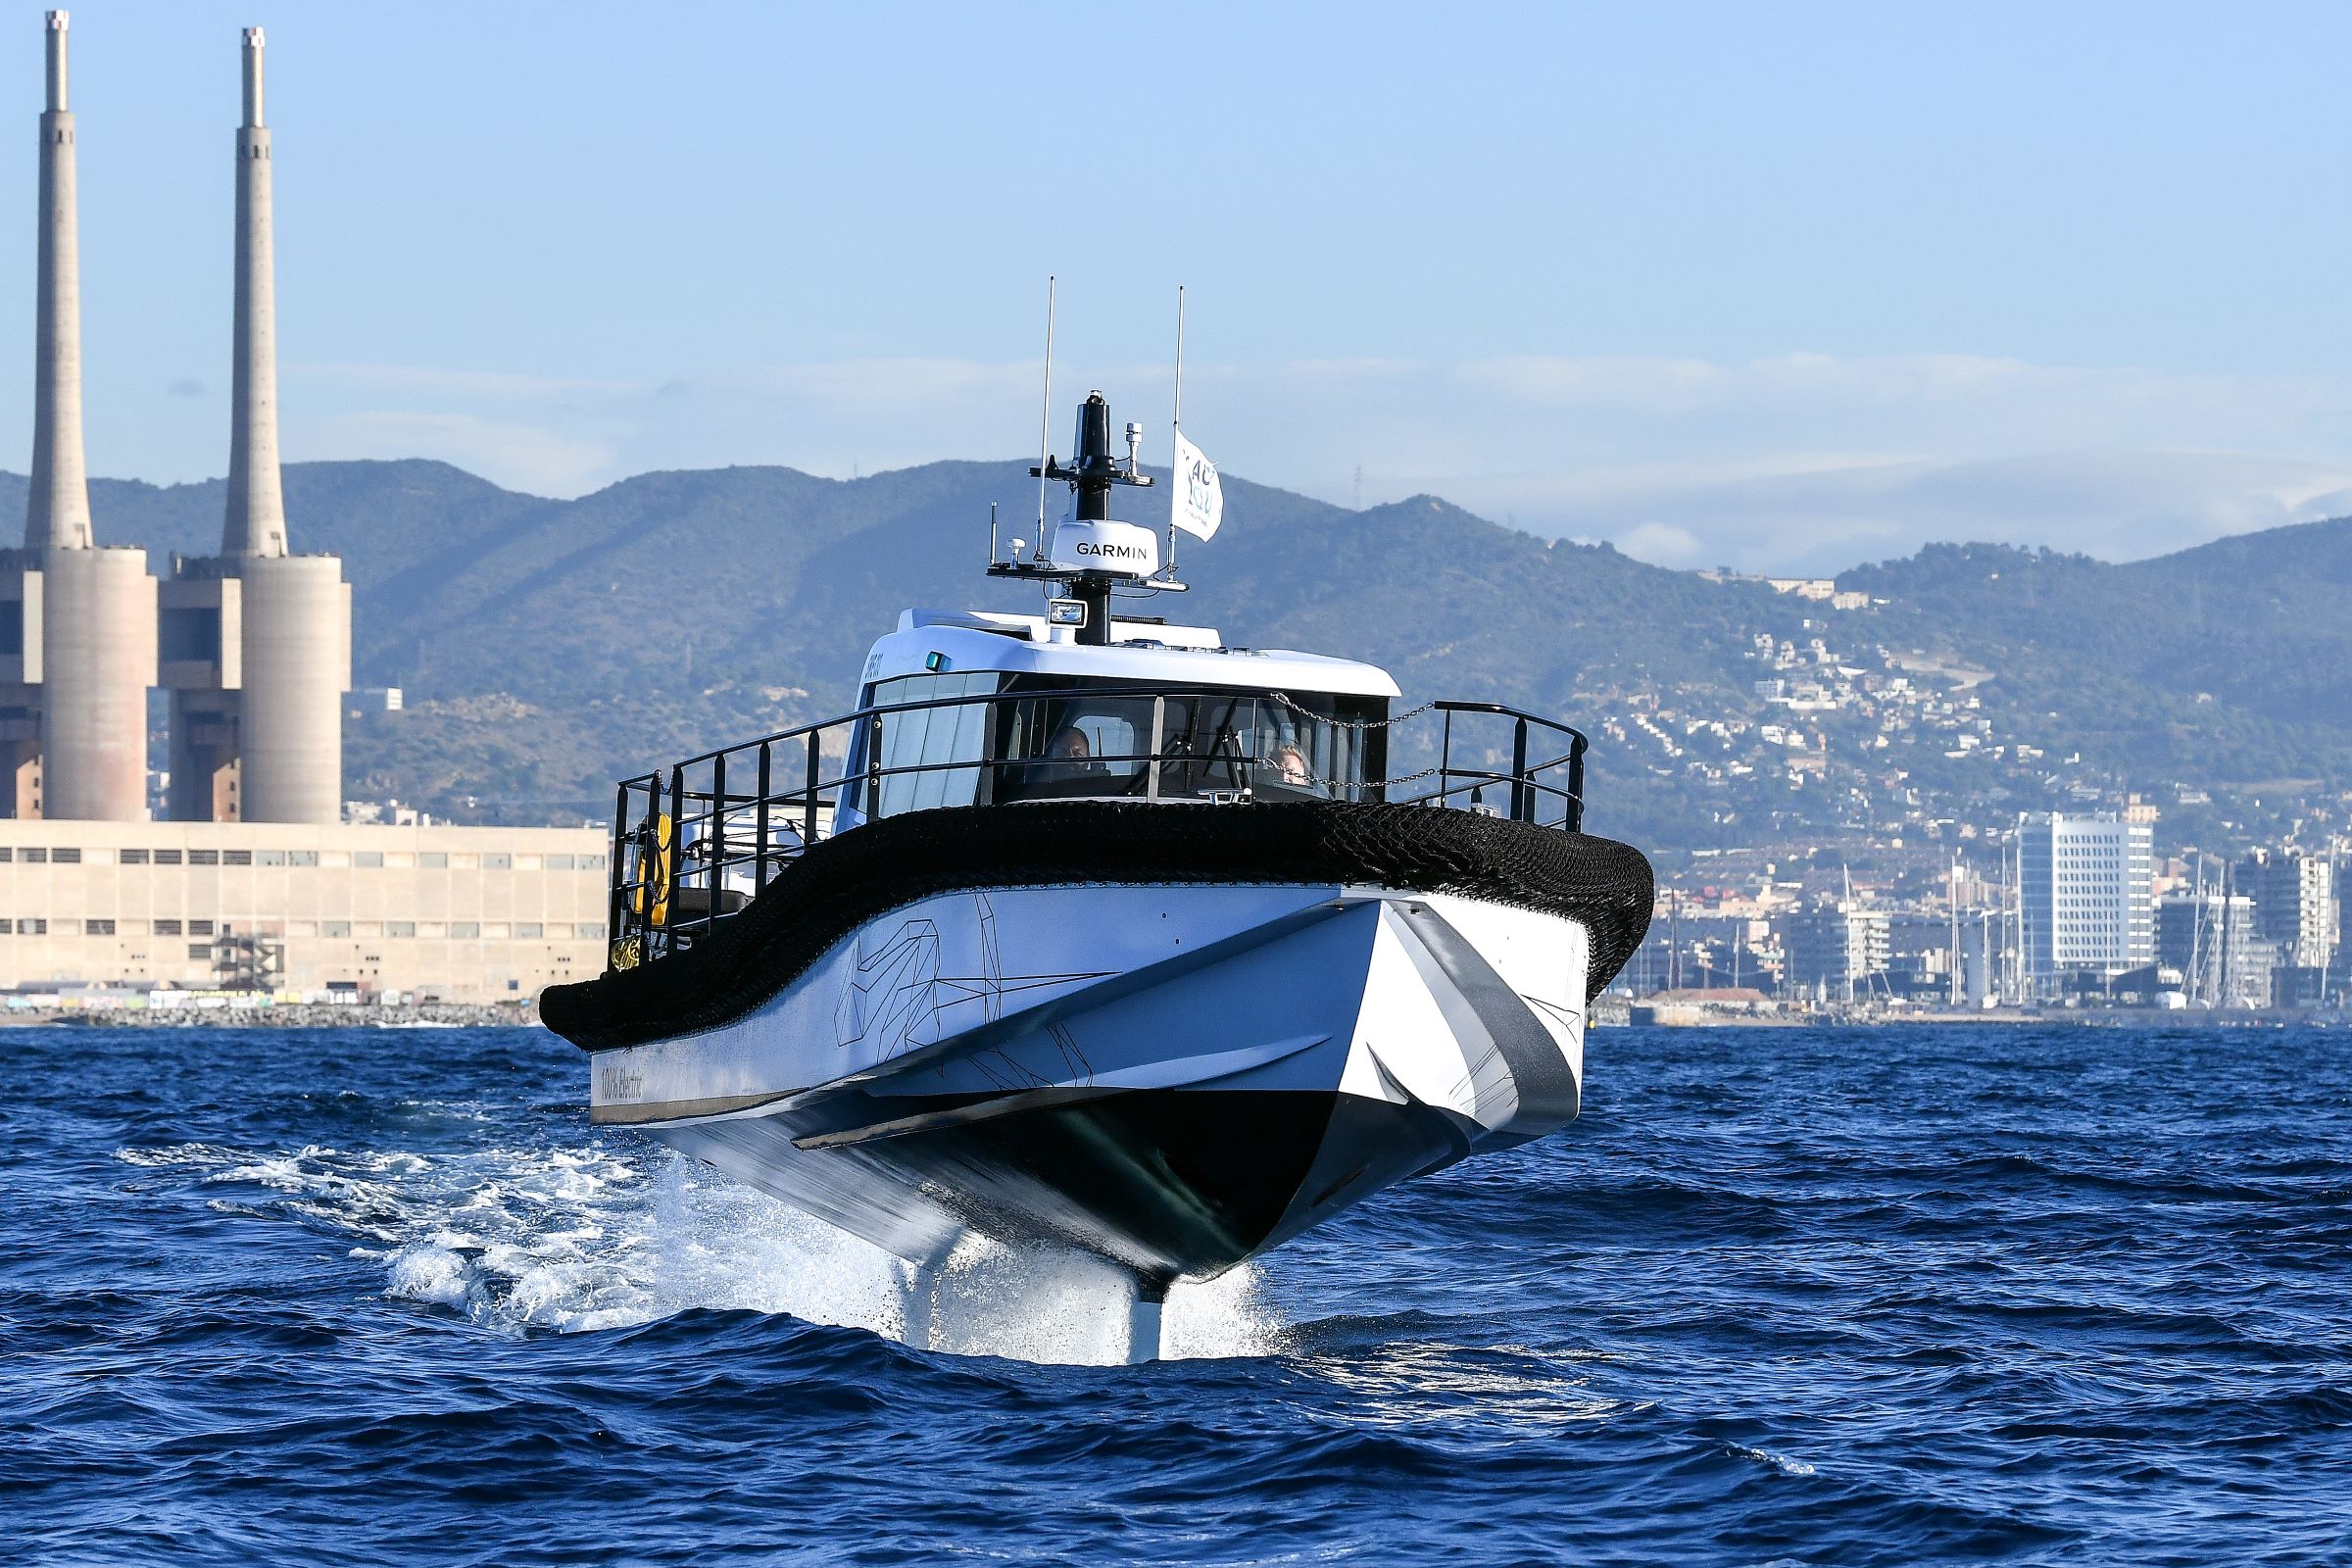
[2239, 851, 2337, 973]
[0, 557, 39, 813]
[0, 820, 610, 1002]
[1780, 904, 1890, 1001]
[2019, 811, 2154, 988]
[2342, 887, 2352, 981]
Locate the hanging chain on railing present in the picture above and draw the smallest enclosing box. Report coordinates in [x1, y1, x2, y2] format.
[1265, 692, 1438, 731]
[1273, 761, 1445, 793]
[1261, 693, 1572, 798]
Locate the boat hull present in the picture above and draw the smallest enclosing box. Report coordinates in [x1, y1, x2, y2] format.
[587, 881, 1592, 1283]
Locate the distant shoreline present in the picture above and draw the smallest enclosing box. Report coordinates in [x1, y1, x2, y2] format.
[1, 1004, 542, 1030]
[1595, 996, 2343, 1029]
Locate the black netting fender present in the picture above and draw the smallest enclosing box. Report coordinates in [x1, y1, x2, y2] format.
[543, 801, 1653, 1054]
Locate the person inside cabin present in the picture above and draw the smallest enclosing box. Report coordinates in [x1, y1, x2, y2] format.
[1024, 724, 1100, 793]
[1271, 744, 1312, 789]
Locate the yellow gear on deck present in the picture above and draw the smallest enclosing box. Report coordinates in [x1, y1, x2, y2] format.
[633, 812, 674, 928]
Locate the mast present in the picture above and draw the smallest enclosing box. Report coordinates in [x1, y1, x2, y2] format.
[993, 293, 1174, 639]
[2321, 853, 2338, 1007]
[1949, 853, 1961, 1007]
[1841, 862, 1855, 1005]
[1057, 393, 1121, 645]
[2220, 858, 2236, 1005]
[2189, 852, 2208, 1004]
[1667, 887, 1680, 991]
[1002, 387, 1157, 646]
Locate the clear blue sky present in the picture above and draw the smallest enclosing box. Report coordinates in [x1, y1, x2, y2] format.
[13, 0, 2352, 569]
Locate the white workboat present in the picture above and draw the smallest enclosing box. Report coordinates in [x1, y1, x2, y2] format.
[544, 389, 1651, 1358]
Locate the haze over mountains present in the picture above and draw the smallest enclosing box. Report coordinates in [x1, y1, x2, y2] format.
[1, 460, 2342, 854]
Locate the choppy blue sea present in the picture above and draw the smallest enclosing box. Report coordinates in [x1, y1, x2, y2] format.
[4, 1021, 2350, 1565]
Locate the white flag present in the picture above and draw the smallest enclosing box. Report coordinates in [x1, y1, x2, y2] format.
[1171, 429, 1223, 541]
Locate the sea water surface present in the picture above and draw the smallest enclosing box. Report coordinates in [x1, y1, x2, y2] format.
[3, 1021, 2349, 1565]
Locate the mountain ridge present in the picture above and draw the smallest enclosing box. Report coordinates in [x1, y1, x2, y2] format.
[0, 460, 2338, 849]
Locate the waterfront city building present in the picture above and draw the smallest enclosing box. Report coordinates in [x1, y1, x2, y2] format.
[1780, 903, 1890, 1001]
[0, 19, 606, 1008]
[0, 819, 607, 1002]
[2018, 811, 2154, 992]
[2157, 891, 2272, 1007]
[2238, 850, 2337, 972]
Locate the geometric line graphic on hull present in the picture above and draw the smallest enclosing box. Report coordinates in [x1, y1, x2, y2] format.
[832, 897, 1114, 1060]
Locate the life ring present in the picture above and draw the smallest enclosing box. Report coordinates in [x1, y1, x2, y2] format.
[633, 812, 674, 927]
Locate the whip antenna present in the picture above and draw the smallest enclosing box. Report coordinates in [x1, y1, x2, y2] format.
[1167, 285, 1185, 576]
[1035, 276, 1056, 561]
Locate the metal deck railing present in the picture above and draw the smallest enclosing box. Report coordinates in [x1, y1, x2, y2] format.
[603, 684, 1586, 970]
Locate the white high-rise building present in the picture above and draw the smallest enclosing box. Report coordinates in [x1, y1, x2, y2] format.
[2018, 811, 2153, 989]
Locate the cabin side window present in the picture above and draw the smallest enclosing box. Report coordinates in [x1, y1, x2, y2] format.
[855, 671, 1002, 820]
[1156, 690, 1383, 802]
[995, 690, 1158, 802]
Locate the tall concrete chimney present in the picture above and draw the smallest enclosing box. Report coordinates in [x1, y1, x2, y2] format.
[222, 25, 284, 558]
[33, 10, 159, 822]
[27, 10, 89, 552]
[166, 23, 349, 825]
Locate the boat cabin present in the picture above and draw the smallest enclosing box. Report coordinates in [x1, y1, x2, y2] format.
[835, 610, 1401, 830]
[603, 384, 1588, 967]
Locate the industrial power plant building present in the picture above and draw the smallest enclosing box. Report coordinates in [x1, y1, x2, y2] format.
[0, 17, 610, 1004]
[0, 821, 609, 1002]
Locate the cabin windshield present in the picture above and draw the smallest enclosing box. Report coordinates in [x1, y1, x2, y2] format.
[994, 681, 1382, 804]
[846, 672, 1387, 821]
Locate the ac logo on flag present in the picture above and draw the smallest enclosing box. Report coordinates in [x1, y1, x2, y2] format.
[1172, 430, 1223, 542]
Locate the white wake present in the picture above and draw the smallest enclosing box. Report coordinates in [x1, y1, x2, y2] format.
[119, 1128, 1286, 1366]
